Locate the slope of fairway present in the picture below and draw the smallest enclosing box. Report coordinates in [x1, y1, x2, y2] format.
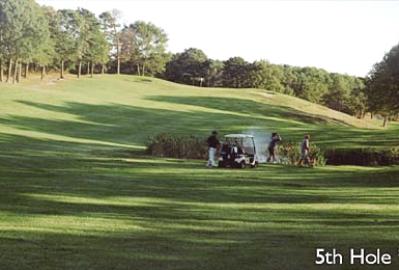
[0, 74, 398, 150]
[1, 75, 399, 270]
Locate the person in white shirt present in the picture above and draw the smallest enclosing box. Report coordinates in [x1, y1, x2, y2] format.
[206, 131, 220, 167]
[298, 134, 310, 166]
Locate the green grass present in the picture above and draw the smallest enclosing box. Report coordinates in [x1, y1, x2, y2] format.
[1, 74, 399, 269]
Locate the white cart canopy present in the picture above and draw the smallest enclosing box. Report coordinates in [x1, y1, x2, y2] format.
[224, 134, 254, 138]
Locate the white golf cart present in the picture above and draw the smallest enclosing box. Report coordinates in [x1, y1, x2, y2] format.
[218, 134, 259, 168]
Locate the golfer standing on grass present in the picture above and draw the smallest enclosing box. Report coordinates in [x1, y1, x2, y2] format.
[267, 132, 282, 163]
[207, 131, 220, 168]
[298, 134, 310, 166]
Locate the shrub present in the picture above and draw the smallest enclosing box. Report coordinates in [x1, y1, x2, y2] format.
[146, 133, 207, 159]
[147, 134, 331, 166]
[310, 144, 327, 166]
[325, 147, 399, 166]
[277, 141, 301, 165]
[385, 147, 399, 165]
[277, 141, 326, 166]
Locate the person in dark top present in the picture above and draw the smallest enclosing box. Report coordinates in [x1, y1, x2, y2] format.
[220, 142, 230, 160]
[206, 131, 220, 167]
[230, 139, 244, 161]
[267, 132, 282, 163]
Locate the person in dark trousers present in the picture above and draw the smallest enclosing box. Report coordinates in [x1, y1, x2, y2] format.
[267, 132, 282, 163]
[206, 131, 220, 167]
[298, 134, 310, 166]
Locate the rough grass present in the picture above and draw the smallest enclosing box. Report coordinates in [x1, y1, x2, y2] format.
[1, 74, 399, 270]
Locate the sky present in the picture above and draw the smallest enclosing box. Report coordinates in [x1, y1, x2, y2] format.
[36, 0, 399, 77]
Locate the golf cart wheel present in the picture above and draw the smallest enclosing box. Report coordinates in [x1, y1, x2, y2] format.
[251, 162, 258, 168]
[239, 161, 246, 169]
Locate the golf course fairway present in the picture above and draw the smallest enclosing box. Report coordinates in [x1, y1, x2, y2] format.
[1, 75, 399, 269]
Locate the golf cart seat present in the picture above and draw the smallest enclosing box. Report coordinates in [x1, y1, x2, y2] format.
[218, 134, 259, 168]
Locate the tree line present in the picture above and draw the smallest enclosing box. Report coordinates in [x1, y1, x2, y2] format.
[366, 44, 399, 126]
[0, 0, 168, 82]
[163, 48, 367, 117]
[0, 0, 397, 126]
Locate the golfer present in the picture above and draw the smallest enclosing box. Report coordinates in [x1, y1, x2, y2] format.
[267, 132, 282, 163]
[206, 131, 220, 167]
[298, 134, 310, 166]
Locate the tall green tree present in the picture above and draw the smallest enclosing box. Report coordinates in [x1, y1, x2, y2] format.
[49, 9, 79, 79]
[75, 8, 101, 78]
[119, 26, 135, 73]
[292, 67, 331, 103]
[0, 0, 25, 82]
[249, 60, 285, 93]
[222, 57, 252, 88]
[99, 9, 122, 74]
[322, 74, 351, 112]
[126, 21, 168, 76]
[205, 59, 224, 87]
[86, 30, 109, 77]
[164, 48, 209, 85]
[29, 6, 55, 80]
[347, 78, 367, 118]
[0, 0, 50, 83]
[280, 65, 298, 95]
[366, 43, 399, 126]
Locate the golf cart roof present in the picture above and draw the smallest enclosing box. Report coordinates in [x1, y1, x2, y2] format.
[224, 134, 254, 138]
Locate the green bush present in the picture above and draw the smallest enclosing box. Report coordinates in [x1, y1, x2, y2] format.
[310, 144, 327, 166]
[277, 141, 301, 165]
[147, 134, 332, 167]
[277, 141, 326, 166]
[146, 133, 207, 159]
[325, 147, 399, 166]
[385, 147, 399, 165]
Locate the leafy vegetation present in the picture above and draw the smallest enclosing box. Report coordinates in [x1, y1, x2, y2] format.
[278, 141, 326, 167]
[325, 147, 399, 166]
[1, 0, 398, 124]
[146, 133, 207, 159]
[366, 43, 399, 126]
[119, 21, 169, 76]
[164, 49, 368, 117]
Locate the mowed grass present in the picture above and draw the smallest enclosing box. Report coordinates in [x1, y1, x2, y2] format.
[1, 75, 399, 270]
[0, 74, 398, 149]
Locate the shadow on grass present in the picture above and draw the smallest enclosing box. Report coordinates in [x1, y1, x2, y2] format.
[1, 132, 399, 269]
[147, 95, 342, 125]
[0, 99, 314, 147]
[146, 95, 399, 148]
[0, 228, 339, 270]
[1, 97, 399, 269]
[1, 133, 399, 209]
[0, 98, 396, 151]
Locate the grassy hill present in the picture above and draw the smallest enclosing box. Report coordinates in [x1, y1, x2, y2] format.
[1, 75, 399, 270]
[0, 75, 398, 150]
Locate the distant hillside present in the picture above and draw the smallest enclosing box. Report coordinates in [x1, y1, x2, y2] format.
[0, 74, 397, 150]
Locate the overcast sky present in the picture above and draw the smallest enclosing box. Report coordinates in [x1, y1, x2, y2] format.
[36, 0, 399, 76]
